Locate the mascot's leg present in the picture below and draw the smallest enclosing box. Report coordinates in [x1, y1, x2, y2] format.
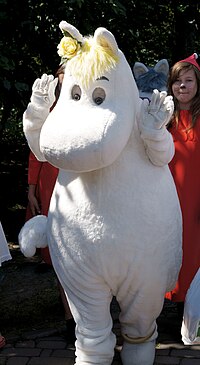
[120, 313, 157, 365]
[121, 340, 156, 365]
[117, 270, 166, 365]
[56, 265, 116, 365]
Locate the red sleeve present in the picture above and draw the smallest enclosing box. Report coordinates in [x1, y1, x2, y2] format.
[28, 151, 43, 185]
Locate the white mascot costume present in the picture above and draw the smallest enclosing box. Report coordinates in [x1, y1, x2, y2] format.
[19, 21, 182, 365]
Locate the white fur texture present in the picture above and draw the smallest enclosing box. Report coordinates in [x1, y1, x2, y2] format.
[18, 215, 47, 257]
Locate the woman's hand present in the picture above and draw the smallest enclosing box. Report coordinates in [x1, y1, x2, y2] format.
[28, 184, 41, 216]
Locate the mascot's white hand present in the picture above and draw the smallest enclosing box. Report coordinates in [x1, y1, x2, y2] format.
[30, 74, 58, 109]
[140, 90, 174, 130]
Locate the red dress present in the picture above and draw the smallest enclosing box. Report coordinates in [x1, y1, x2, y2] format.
[26, 151, 58, 264]
[166, 110, 200, 302]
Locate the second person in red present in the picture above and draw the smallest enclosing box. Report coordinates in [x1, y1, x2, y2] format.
[166, 53, 200, 315]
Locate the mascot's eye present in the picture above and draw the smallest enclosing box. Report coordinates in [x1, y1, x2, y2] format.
[74, 94, 81, 101]
[92, 88, 106, 105]
[71, 85, 81, 101]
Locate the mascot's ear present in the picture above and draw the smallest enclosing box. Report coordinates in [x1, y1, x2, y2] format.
[94, 27, 119, 55]
[133, 62, 149, 80]
[59, 20, 83, 43]
[154, 59, 169, 76]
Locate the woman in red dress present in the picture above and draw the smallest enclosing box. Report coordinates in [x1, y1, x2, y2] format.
[26, 151, 58, 264]
[166, 54, 200, 313]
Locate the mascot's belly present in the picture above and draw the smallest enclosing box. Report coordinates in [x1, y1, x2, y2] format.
[47, 145, 182, 292]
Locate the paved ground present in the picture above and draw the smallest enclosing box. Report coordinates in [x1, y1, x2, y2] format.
[0, 246, 200, 364]
[1, 318, 200, 365]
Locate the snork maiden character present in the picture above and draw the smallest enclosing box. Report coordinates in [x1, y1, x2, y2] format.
[19, 22, 182, 365]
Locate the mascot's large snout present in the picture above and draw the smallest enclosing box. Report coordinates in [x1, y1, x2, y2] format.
[40, 99, 137, 171]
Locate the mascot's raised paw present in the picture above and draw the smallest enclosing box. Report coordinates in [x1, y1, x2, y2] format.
[31, 73, 58, 109]
[23, 74, 58, 154]
[18, 215, 48, 257]
[140, 89, 174, 131]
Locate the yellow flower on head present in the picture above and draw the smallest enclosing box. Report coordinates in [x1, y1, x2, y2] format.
[57, 36, 81, 60]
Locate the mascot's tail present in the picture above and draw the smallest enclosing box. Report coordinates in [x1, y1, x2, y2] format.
[18, 215, 48, 257]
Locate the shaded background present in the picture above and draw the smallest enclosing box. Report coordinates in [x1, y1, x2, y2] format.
[0, 0, 200, 243]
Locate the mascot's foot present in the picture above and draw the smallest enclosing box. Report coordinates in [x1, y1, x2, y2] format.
[121, 340, 155, 365]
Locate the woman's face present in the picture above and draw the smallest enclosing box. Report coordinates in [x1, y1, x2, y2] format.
[172, 68, 197, 110]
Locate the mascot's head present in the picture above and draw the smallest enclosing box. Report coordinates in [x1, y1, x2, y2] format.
[57, 21, 119, 90]
[40, 22, 140, 172]
[133, 59, 169, 101]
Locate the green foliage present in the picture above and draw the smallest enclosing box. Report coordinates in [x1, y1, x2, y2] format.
[0, 0, 200, 141]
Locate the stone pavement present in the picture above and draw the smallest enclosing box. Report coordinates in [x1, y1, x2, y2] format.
[0, 248, 200, 364]
[1, 307, 200, 365]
